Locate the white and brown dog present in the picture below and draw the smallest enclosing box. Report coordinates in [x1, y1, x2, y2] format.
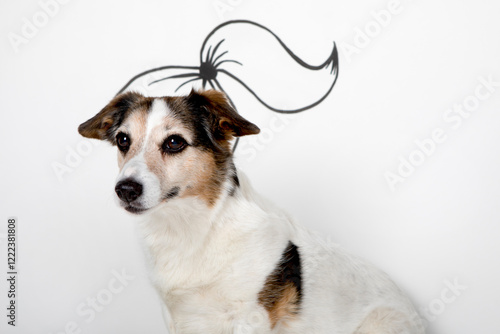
[78, 89, 424, 334]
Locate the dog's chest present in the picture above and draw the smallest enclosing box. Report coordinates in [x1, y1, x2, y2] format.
[164, 281, 273, 333]
[146, 241, 275, 333]
[137, 197, 293, 333]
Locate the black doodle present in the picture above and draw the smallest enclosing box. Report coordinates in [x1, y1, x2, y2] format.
[116, 20, 339, 151]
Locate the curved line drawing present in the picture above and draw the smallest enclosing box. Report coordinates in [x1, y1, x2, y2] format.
[115, 19, 339, 151]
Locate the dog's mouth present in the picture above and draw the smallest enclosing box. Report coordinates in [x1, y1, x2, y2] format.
[123, 204, 149, 214]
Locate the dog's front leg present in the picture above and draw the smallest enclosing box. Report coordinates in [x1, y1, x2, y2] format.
[160, 302, 177, 334]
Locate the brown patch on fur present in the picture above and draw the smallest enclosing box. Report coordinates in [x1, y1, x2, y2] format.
[177, 150, 223, 206]
[116, 108, 149, 167]
[259, 282, 300, 328]
[258, 242, 302, 329]
[141, 111, 183, 179]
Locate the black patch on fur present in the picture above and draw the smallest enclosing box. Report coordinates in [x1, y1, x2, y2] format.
[277, 242, 302, 302]
[163, 186, 180, 201]
[228, 164, 240, 197]
[231, 169, 240, 188]
[259, 241, 302, 311]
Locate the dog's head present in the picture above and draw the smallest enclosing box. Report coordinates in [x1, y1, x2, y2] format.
[78, 89, 260, 214]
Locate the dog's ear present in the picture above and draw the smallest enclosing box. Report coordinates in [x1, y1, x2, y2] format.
[188, 89, 260, 140]
[78, 92, 144, 141]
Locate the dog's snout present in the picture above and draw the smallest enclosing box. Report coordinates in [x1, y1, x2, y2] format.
[115, 179, 143, 203]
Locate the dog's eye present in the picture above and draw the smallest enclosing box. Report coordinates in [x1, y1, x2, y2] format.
[162, 135, 187, 154]
[116, 132, 131, 152]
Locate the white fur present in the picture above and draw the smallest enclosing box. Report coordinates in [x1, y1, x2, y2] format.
[145, 99, 172, 139]
[134, 173, 424, 334]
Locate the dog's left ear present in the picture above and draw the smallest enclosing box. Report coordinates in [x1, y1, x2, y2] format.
[78, 91, 144, 142]
[188, 89, 260, 140]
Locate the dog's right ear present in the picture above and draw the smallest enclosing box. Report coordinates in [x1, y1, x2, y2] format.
[78, 92, 144, 142]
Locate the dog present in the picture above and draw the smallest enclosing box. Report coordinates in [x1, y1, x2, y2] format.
[78, 89, 424, 334]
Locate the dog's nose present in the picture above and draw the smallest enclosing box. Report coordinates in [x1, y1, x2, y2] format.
[115, 179, 143, 203]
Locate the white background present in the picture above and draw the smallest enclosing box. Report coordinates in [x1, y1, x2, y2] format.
[1, 0, 499, 333]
